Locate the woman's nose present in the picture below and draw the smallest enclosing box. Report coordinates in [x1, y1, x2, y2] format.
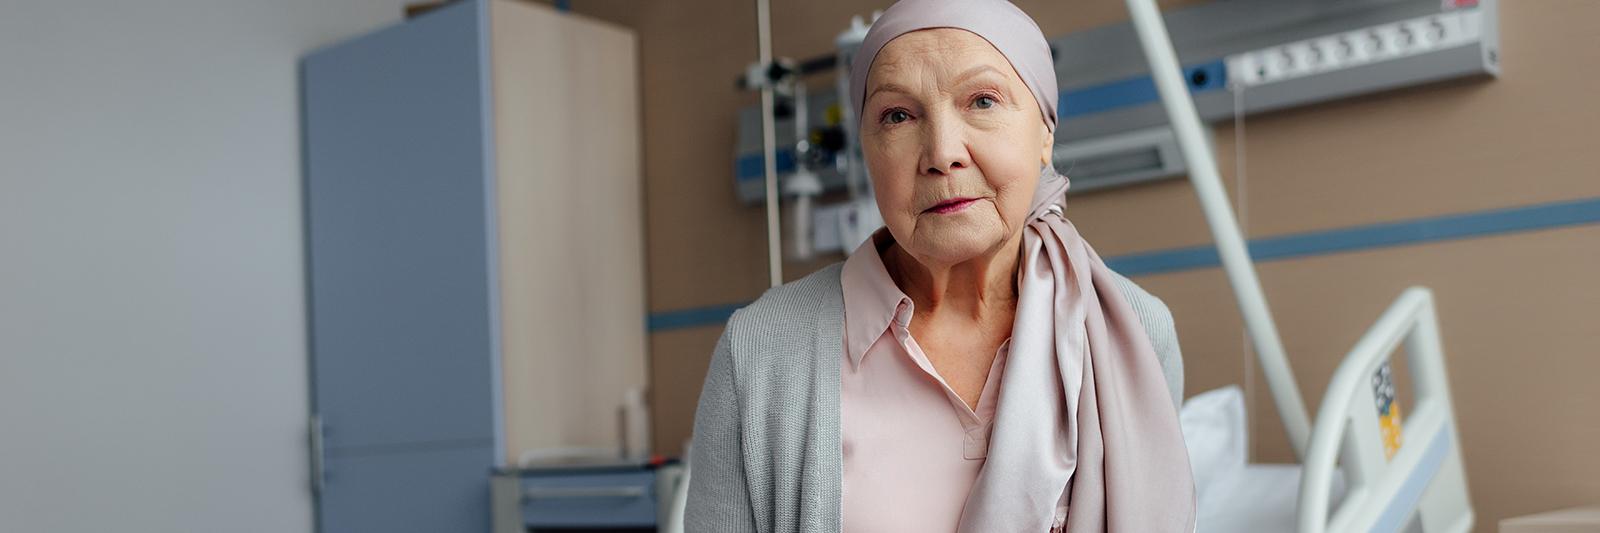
[918, 115, 971, 177]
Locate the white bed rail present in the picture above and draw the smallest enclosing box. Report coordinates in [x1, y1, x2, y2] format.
[1298, 287, 1472, 533]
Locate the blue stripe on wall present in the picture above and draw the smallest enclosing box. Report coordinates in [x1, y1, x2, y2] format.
[646, 302, 747, 332]
[1060, 59, 1228, 118]
[1105, 196, 1600, 276]
[648, 196, 1600, 332]
[734, 149, 797, 182]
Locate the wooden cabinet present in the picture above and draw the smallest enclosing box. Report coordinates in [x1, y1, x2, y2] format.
[303, 1, 643, 530]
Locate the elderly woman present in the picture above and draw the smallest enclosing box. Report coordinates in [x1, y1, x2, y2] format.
[686, 0, 1196, 531]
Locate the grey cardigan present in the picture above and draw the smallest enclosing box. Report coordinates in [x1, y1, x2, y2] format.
[685, 262, 1183, 532]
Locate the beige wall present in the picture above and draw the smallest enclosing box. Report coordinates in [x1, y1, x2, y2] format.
[561, 0, 1599, 530]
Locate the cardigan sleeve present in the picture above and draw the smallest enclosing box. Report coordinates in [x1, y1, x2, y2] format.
[684, 325, 760, 532]
[1109, 270, 1186, 409]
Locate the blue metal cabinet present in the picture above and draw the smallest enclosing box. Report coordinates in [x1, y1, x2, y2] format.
[302, 2, 499, 531]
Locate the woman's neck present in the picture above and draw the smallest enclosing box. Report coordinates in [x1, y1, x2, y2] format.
[882, 230, 1023, 323]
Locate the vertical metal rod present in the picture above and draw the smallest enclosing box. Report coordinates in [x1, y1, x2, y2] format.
[755, 0, 783, 287]
[1124, 0, 1311, 459]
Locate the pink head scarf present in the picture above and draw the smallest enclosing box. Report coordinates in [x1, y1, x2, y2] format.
[849, 0, 1059, 133]
[849, 1, 1197, 531]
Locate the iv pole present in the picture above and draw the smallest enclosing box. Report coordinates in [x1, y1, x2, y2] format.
[754, 0, 783, 288]
[1124, 0, 1311, 459]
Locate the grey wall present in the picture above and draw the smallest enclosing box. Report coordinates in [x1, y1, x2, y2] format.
[0, 1, 413, 531]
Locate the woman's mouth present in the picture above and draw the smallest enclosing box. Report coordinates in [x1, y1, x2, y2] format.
[924, 197, 978, 214]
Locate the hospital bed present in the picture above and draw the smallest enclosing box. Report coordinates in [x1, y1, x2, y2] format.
[662, 0, 1475, 531]
[1127, 0, 1474, 529]
[1181, 286, 1472, 533]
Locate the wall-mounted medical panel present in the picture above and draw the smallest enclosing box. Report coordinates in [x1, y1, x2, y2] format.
[1053, 0, 1498, 190]
[732, 89, 851, 205]
[1053, 0, 1499, 142]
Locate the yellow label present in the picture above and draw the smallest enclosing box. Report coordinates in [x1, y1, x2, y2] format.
[1379, 403, 1404, 460]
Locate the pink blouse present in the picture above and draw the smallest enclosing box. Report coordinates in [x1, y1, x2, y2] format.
[840, 228, 1012, 532]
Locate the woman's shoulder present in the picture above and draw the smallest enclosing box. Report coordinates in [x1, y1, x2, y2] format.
[1105, 269, 1185, 407]
[708, 262, 845, 405]
[726, 262, 845, 335]
[712, 262, 845, 370]
[1106, 270, 1174, 326]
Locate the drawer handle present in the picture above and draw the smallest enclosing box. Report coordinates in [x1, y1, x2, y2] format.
[523, 486, 647, 501]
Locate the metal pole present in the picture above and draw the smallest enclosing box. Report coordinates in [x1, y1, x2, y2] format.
[755, 0, 783, 287]
[1124, 0, 1311, 459]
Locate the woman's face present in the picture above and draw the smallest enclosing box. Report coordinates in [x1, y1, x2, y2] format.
[860, 28, 1053, 268]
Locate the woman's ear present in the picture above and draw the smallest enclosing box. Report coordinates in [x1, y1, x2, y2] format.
[1039, 125, 1055, 168]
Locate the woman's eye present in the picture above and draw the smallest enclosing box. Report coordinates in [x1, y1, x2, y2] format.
[883, 109, 911, 124]
[974, 95, 997, 109]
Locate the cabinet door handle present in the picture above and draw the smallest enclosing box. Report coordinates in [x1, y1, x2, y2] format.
[309, 415, 326, 494]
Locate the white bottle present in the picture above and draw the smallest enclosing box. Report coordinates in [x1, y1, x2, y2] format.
[619, 386, 652, 463]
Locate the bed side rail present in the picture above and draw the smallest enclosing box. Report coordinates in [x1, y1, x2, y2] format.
[1298, 287, 1473, 533]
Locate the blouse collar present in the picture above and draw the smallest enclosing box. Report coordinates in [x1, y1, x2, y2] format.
[840, 227, 914, 369]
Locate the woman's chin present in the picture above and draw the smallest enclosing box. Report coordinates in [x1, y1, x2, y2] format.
[908, 224, 1006, 266]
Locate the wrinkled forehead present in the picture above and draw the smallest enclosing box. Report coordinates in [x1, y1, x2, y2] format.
[864, 28, 1020, 89]
[847, 0, 1059, 133]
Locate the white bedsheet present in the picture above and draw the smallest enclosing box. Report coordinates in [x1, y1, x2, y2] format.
[1182, 386, 1344, 533]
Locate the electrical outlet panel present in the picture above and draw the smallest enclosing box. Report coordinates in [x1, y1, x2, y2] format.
[1228, 9, 1485, 88]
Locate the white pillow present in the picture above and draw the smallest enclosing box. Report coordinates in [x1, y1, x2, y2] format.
[1179, 385, 1248, 501]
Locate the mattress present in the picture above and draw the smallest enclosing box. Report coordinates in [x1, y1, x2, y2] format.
[1182, 386, 1344, 533]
